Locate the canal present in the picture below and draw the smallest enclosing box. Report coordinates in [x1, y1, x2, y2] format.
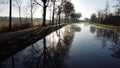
[0, 23, 120, 68]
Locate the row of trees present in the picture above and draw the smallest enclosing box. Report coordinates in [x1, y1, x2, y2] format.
[91, 0, 120, 26]
[34, 0, 81, 26]
[0, 0, 38, 31]
[0, 0, 82, 32]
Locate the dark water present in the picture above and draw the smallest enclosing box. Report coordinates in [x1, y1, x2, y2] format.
[0, 23, 120, 68]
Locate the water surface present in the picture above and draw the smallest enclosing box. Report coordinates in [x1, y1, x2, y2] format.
[0, 23, 120, 68]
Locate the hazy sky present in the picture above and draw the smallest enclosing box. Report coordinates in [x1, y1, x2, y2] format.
[71, 0, 116, 19]
[0, 0, 117, 20]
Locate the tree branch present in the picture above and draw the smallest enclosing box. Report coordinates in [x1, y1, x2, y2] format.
[34, 0, 43, 7]
[46, 0, 50, 7]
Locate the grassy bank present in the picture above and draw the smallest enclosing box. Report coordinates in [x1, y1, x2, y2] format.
[0, 23, 67, 62]
[91, 23, 120, 32]
[0, 22, 34, 34]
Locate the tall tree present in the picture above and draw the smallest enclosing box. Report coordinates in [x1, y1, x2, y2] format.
[26, 0, 37, 25]
[51, 0, 56, 25]
[58, 5, 62, 26]
[34, 0, 50, 27]
[51, 0, 65, 25]
[59, 0, 68, 23]
[91, 13, 97, 23]
[48, 2, 52, 24]
[97, 10, 105, 23]
[9, 0, 12, 31]
[63, 2, 74, 23]
[70, 12, 81, 22]
[76, 13, 82, 21]
[113, 0, 120, 16]
[42, 0, 47, 26]
[30, 0, 34, 25]
[104, 1, 110, 18]
[14, 0, 22, 25]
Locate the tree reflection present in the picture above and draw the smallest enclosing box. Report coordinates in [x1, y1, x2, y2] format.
[11, 56, 15, 68]
[0, 24, 81, 68]
[91, 26, 120, 59]
[70, 24, 81, 32]
[36, 25, 81, 68]
[110, 44, 120, 59]
[90, 26, 96, 34]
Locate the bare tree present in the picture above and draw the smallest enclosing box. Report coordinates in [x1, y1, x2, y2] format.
[9, 0, 12, 31]
[34, 0, 50, 27]
[42, 0, 48, 26]
[58, 5, 61, 26]
[91, 13, 97, 23]
[48, 2, 52, 24]
[51, 0, 56, 25]
[59, 0, 68, 23]
[97, 10, 105, 23]
[14, 0, 22, 25]
[113, 0, 120, 16]
[26, 0, 37, 25]
[104, 1, 110, 18]
[51, 0, 68, 25]
[63, 1, 75, 23]
[30, 0, 33, 24]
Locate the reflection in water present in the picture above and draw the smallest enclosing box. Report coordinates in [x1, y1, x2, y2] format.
[90, 26, 120, 59]
[0, 24, 81, 68]
[38, 24, 81, 68]
[90, 26, 96, 34]
[11, 56, 15, 68]
[1, 23, 120, 68]
[0, 24, 120, 68]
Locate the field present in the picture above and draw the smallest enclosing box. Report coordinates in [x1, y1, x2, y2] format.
[0, 21, 41, 34]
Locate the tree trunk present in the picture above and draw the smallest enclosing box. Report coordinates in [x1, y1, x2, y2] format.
[43, 37, 46, 54]
[58, 13, 61, 26]
[9, 0, 12, 31]
[49, 5, 52, 24]
[43, 36, 47, 67]
[31, 0, 33, 25]
[12, 56, 15, 68]
[19, 7, 22, 25]
[42, 3, 47, 27]
[58, 6, 61, 26]
[31, 14, 33, 25]
[52, 1, 55, 25]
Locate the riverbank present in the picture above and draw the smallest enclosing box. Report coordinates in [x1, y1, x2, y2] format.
[90, 23, 120, 32]
[0, 23, 67, 62]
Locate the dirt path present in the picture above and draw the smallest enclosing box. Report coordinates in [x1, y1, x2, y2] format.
[0, 24, 64, 42]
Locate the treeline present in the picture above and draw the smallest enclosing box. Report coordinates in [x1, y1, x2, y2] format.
[0, 0, 82, 32]
[90, 0, 120, 26]
[90, 26, 120, 58]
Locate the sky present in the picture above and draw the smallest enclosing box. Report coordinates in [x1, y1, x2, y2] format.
[0, 0, 117, 20]
[71, 0, 116, 19]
